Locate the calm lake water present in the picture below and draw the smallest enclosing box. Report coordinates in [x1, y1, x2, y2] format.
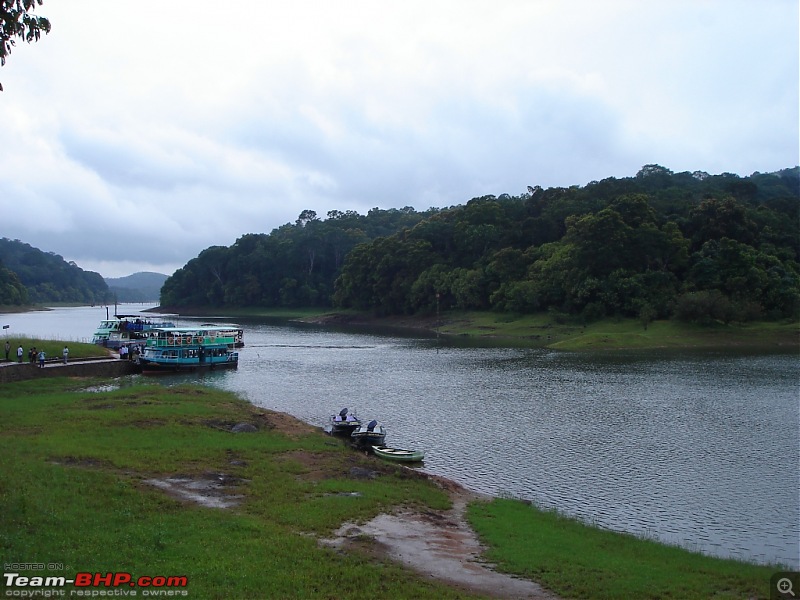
[3, 304, 799, 568]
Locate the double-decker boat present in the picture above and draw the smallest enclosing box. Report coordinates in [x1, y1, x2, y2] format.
[92, 315, 176, 349]
[137, 326, 240, 372]
[200, 323, 245, 347]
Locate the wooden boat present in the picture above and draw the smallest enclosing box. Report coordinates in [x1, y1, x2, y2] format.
[350, 420, 386, 447]
[137, 326, 239, 372]
[371, 446, 424, 463]
[330, 408, 361, 435]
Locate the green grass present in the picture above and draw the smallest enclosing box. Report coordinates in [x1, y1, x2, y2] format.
[467, 498, 777, 600]
[2, 337, 111, 361]
[1, 376, 785, 599]
[0, 377, 475, 599]
[432, 311, 799, 351]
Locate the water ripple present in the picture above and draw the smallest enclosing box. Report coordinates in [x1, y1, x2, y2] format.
[220, 329, 800, 568]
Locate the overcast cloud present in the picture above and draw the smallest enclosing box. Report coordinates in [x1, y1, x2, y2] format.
[1, 1, 797, 278]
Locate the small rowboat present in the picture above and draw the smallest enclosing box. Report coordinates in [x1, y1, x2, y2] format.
[372, 445, 424, 463]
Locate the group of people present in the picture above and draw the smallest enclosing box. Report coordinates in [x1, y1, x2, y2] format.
[3, 342, 70, 367]
[118, 344, 142, 360]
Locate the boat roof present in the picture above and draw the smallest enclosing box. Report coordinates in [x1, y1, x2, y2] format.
[151, 326, 236, 333]
[113, 314, 173, 320]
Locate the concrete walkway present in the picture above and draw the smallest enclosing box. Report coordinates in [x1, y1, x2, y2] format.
[0, 356, 139, 383]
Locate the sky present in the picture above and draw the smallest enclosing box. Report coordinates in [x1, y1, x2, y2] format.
[1, 1, 798, 279]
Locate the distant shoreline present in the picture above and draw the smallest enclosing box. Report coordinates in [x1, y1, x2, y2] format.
[150, 306, 799, 351]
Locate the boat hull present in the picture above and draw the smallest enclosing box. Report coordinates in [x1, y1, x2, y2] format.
[138, 358, 238, 373]
[330, 421, 361, 435]
[372, 446, 424, 463]
[350, 423, 386, 447]
[138, 325, 240, 374]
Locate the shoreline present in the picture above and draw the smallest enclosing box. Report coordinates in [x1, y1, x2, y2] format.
[1, 377, 783, 599]
[153, 305, 800, 351]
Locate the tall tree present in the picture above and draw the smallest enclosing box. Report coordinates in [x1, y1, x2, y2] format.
[0, 0, 51, 91]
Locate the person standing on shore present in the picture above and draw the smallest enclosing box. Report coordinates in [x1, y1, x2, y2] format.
[62, 345, 69, 364]
[17, 344, 23, 363]
[38, 349, 45, 368]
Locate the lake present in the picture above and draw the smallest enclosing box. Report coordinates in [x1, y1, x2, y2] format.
[2, 304, 798, 568]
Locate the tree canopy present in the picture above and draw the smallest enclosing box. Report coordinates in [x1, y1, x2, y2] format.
[159, 166, 799, 324]
[0, 0, 50, 91]
[0, 238, 110, 304]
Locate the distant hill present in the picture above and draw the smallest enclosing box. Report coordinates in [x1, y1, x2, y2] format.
[106, 272, 168, 303]
[0, 238, 109, 304]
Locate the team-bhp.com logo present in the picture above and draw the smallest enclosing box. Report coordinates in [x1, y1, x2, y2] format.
[4, 572, 188, 596]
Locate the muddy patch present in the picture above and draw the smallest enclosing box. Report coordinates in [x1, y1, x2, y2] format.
[321, 481, 558, 600]
[256, 410, 319, 438]
[144, 472, 246, 509]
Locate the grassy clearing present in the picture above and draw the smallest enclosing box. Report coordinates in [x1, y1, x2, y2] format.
[467, 498, 776, 600]
[1, 338, 110, 361]
[0, 377, 473, 599]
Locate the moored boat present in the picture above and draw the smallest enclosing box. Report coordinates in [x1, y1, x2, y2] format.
[92, 314, 176, 349]
[200, 323, 245, 347]
[137, 326, 239, 372]
[350, 420, 386, 447]
[371, 446, 425, 463]
[330, 408, 361, 435]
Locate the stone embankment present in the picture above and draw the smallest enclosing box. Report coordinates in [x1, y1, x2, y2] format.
[0, 357, 139, 383]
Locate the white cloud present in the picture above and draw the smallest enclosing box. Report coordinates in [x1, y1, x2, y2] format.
[1, 0, 797, 279]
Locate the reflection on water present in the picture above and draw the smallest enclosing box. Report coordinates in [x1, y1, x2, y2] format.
[2, 306, 798, 567]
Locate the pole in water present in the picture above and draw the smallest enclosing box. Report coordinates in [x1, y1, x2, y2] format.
[435, 292, 440, 352]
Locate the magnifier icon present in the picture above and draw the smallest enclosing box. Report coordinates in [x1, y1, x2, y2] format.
[778, 577, 795, 597]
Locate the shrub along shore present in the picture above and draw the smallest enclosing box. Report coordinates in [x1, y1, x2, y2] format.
[1, 369, 781, 599]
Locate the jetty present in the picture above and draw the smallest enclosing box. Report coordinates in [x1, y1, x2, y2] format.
[0, 356, 139, 384]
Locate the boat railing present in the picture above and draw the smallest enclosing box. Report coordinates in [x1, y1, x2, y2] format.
[146, 335, 236, 347]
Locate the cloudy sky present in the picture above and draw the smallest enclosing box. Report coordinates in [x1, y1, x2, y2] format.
[2, 1, 797, 279]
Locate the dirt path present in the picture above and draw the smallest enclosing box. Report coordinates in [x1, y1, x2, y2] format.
[322, 477, 558, 599]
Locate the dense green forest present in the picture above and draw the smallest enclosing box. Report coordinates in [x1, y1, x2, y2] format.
[160, 165, 800, 323]
[0, 238, 110, 305]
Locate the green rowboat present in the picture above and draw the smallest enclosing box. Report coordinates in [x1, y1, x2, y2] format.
[372, 445, 424, 463]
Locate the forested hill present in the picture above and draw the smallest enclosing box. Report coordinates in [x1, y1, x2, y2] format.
[106, 272, 169, 303]
[0, 238, 110, 305]
[160, 165, 800, 323]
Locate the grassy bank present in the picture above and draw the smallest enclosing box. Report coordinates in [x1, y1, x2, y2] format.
[1, 376, 784, 599]
[467, 498, 775, 599]
[0, 377, 468, 599]
[301, 310, 799, 351]
[132, 305, 800, 351]
[1, 338, 110, 362]
[436, 312, 800, 351]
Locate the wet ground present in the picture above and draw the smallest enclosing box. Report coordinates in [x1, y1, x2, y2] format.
[321, 478, 558, 600]
[145, 466, 557, 598]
